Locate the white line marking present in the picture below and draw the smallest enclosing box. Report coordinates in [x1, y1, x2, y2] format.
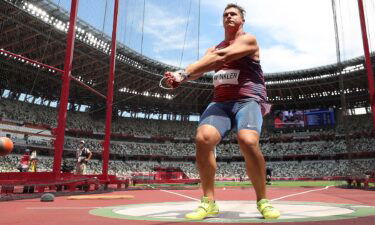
[149, 185, 333, 203]
[160, 189, 200, 201]
[146, 184, 199, 201]
[270, 185, 333, 202]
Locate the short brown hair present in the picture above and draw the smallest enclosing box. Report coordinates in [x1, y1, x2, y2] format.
[224, 3, 246, 19]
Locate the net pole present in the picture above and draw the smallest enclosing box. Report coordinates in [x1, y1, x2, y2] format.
[357, 0, 375, 131]
[102, 0, 120, 178]
[331, 0, 353, 174]
[52, 0, 79, 177]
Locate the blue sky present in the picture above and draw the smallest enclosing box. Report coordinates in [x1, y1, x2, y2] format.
[52, 0, 375, 73]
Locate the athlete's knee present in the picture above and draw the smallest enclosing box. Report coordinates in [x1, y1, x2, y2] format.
[195, 132, 217, 147]
[237, 132, 259, 151]
[195, 126, 220, 147]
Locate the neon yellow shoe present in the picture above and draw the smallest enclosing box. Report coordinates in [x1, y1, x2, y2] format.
[257, 199, 281, 219]
[185, 196, 219, 220]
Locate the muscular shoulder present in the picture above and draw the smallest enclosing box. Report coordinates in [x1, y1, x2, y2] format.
[236, 33, 259, 60]
[236, 33, 257, 46]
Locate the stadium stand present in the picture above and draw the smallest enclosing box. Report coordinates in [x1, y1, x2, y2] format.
[1, 97, 374, 180]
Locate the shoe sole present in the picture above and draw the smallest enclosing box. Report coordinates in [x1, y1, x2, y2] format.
[263, 213, 281, 219]
[185, 212, 220, 220]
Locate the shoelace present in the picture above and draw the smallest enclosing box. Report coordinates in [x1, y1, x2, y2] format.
[258, 203, 276, 213]
[195, 202, 209, 212]
[260, 205, 276, 213]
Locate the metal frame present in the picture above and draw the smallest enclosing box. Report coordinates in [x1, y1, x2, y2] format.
[102, 0, 119, 178]
[52, 0, 79, 176]
[357, 0, 375, 129]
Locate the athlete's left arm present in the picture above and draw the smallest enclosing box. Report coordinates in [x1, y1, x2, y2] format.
[214, 34, 259, 63]
[185, 34, 258, 78]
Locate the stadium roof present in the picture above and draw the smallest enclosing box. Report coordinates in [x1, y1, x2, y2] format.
[0, 0, 374, 114]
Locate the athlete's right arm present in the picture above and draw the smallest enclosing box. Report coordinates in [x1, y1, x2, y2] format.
[163, 47, 215, 88]
[184, 47, 216, 80]
[165, 35, 258, 88]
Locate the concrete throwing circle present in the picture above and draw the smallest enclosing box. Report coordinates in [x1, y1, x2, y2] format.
[90, 201, 375, 223]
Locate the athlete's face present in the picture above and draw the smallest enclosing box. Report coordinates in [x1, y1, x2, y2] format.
[223, 7, 244, 30]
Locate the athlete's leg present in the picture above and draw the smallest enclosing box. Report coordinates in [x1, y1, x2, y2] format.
[195, 124, 221, 201]
[237, 129, 266, 201]
[235, 100, 280, 219]
[185, 102, 231, 220]
[195, 102, 231, 201]
[235, 100, 265, 201]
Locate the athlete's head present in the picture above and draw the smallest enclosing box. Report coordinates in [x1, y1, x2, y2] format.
[223, 3, 246, 30]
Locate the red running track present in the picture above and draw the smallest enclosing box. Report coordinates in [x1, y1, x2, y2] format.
[0, 187, 374, 225]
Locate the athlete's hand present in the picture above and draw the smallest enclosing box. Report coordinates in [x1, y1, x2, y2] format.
[163, 71, 186, 89]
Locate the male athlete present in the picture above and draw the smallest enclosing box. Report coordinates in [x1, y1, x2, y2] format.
[164, 3, 280, 220]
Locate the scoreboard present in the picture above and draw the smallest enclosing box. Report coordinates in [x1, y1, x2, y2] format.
[304, 108, 335, 126]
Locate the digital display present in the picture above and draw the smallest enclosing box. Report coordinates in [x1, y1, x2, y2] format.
[273, 108, 335, 128]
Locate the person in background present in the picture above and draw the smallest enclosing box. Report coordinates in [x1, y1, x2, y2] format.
[76, 140, 92, 175]
[266, 167, 273, 185]
[29, 149, 38, 172]
[19, 149, 30, 172]
[274, 112, 283, 129]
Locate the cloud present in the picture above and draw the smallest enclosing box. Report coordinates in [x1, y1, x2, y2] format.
[120, 1, 204, 67]
[260, 45, 336, 72]
[142, 3, 197, 53]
